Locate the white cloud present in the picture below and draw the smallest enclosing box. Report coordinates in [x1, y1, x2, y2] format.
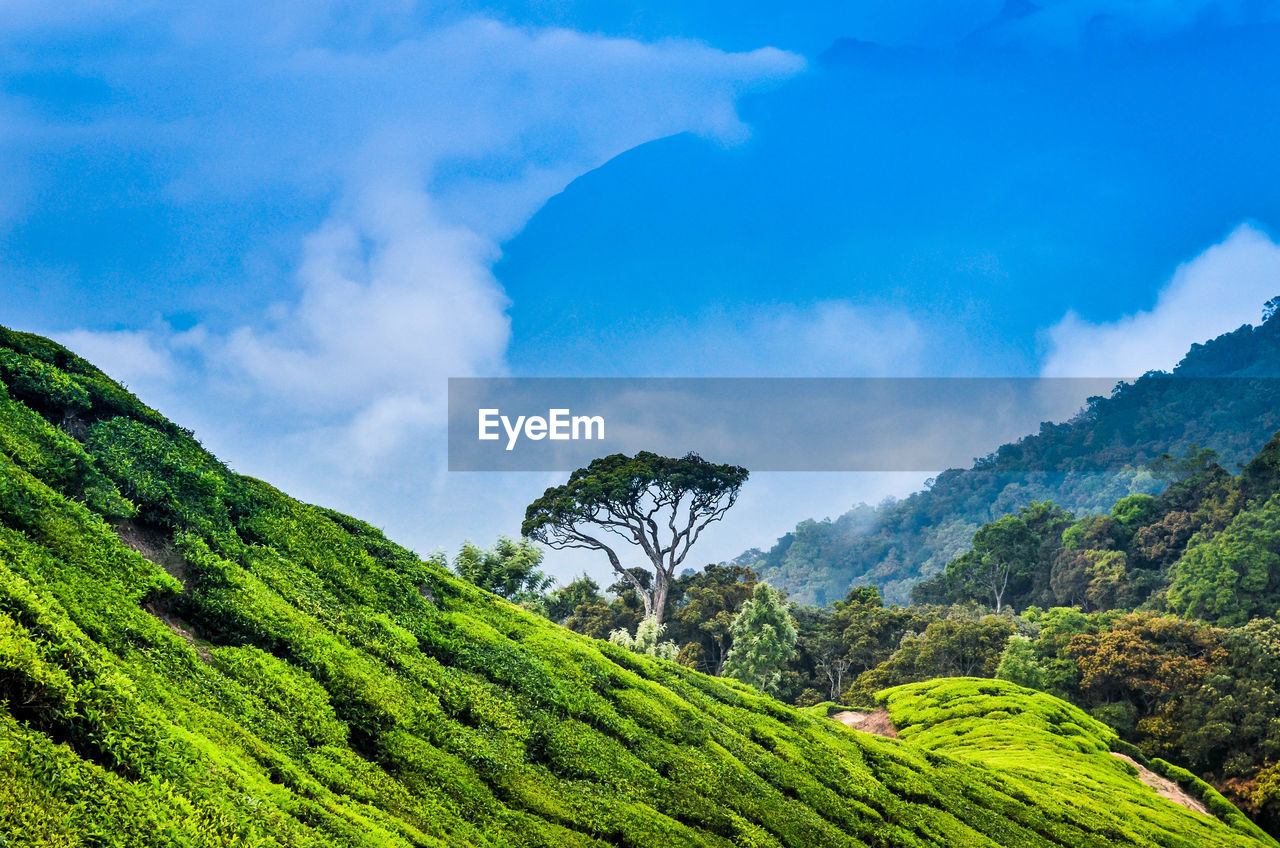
[37, 13, 803, 552]
[735, 301, 924, 376]
[222, 184, 510, 419]
[188, 22, 803, 439]
[57, 327, 180, 384]
[1041, 223, 1280, 378]
[621, 301, 926, 377]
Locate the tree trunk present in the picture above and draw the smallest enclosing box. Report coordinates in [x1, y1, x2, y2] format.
[603, 546, 653, 619]
[990, 561, 1010, 613]
[651, 570, 670, 627]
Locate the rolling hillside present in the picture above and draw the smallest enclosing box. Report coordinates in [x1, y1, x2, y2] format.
[877, 678, 1273, 846]
[0, 324, 1271, 847]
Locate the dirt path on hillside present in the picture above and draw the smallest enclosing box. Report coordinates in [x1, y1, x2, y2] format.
[831, 708, 898, 738]
[1111, 753, 1209, 816]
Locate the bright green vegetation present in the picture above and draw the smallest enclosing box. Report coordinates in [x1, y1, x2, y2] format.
[879, 678, 1275, 848]
[608, 616, 679, 659]
[803, 432, 1280, 833]
[912, 437, 1280, 617]
[752, 314, 1280, 604]
[0, 334, 1270, 846]
[451, 537, 553, 605]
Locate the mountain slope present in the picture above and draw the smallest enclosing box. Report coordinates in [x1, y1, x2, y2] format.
[0, 325, 1271, 848]
[756, 315, 1280, 604]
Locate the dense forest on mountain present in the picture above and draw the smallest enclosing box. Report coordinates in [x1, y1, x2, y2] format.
[752, 315, 1280, 604]
[5, 326, 1269, 846]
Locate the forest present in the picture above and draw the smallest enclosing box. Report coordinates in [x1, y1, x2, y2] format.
[751, 315, 1280, 604]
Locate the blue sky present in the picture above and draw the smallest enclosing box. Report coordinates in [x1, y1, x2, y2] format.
[5, 1, 1280, 577]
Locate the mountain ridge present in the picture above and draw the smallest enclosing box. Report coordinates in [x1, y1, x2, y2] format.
[753, 314, 1280, 604]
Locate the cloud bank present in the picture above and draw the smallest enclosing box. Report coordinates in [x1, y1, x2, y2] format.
[1042, 223, 1280, 378]
[6, 7, 801, 556]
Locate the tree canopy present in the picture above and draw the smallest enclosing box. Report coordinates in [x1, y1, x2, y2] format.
[522, 451, 748, 623]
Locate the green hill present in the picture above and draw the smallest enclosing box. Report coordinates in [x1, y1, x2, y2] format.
[754, 314, 1280, 604]
[878, 678, 1274, 847]
[0, 325, 1271, 847]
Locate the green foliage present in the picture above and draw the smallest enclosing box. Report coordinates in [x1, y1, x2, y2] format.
[912, 444, 1263, 616]
[1112, 493, 1161, 535]
[559, 562, 759, 676]
[773, 408, 1280, 835]
[1167, 493, 1280, 625]
[757, 318, 1280, 604]
[847, 610, 1016, 704]
[880, 677, 1276, 848]
[86, 417, 233, 532]
[452, 536, 552, 604]
[539, 573, 604, 623]
[996, 635, 1050, 691]
[0, 384, 134, 518]
[208, 644, 349, 751]
[0, 325, 1272, 847]
[608, 616, 678, 660]
[666, 563, 757, 675]
[523, 451, 748, 622]
[721, 583, 797, 694]
[944, 511, 1041, 612]
[0, 349, 92, 417]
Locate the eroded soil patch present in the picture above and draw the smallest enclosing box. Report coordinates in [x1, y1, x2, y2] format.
[115, 519, 211, 660]
[831, 707, 899, 738]
[115, 518, 189, 584]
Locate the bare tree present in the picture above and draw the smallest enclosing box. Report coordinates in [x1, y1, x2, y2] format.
[984, 553, 1015, 614]
[818, 654, 852, 701]
[947, 514, 1037, 614]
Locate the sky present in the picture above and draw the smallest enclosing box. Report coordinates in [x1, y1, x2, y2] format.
[4, 1, 1280, 582]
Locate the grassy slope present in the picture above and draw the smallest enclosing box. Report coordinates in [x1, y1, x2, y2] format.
[881, 678, 1277, 848]
[0, 326, 1270, 848]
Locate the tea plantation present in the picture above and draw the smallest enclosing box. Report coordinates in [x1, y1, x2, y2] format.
[0, 325, 1271, 847]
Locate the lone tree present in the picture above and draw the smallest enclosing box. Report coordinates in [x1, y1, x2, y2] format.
[522, 451, 748, 626]
[722, 583, 797, 694]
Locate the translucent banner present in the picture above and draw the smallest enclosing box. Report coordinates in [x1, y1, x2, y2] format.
[448, 376, 1276, 471]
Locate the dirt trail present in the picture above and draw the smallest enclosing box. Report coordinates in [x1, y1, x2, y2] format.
[1111, 753, 1209, 816]
[830, 708, 898, 738]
